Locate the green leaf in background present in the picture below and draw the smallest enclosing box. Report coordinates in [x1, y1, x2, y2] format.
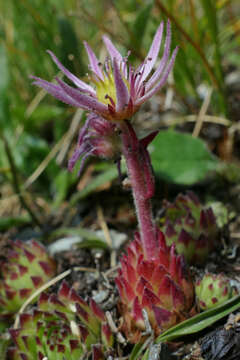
[130, 342, 149, 360]
[0, 46, 9, 94]
[58, 17, 85, 76]
[70, 165, 119, 205]
[200, 0, 226, 114]
[151, 130, 218, 185]
[52, 170, 75, 208]
[0, 45, 10, 127]
[0, 215, 31, 231]
[131, 0, 154, 52]
[26, 105, 65, 129]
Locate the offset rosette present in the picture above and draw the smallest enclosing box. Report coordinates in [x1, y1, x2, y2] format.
[116, 229, 195, 343]
[160, 192, 218, 264]
[8, 281, 113, 360]
[195, 273, 238, 310]
[0, 240, 56, 317]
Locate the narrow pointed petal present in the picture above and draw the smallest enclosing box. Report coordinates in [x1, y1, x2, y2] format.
[136, 46, 178, 106]
[102, 35, 123, 62]
[31, 77, 85, 108]
[55, 77, 108, 113]
[113, 58, 130, 112]
[69, 148, 93, 175]
[84, 41, 104, 81]
[145, 19, 172, 91]
[47, 50, 95, 94]
[138, 22, 164, 82]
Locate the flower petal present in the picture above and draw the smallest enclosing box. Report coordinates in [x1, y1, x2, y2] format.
[145, 20, 172, 92]
[47, 50, 95, 95]
[113, 58, 130, 113]
[102, 35, 123, 62]
[55, 77, 108, 114]
[83, 41, 104, 81]
[31, 76, 86, 108]
[135, 46, 178, 106]
[137, 21, 164, 82]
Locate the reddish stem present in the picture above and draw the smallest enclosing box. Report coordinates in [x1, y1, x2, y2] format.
[119, 120, 157, 259]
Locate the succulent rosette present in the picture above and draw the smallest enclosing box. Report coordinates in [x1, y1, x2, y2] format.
[116, 229, 195, 343]
[195, 273, 238, 310]
[9, 281, 113, 360]
[0, 240, 56, 317]
[159, 191, 218, 264]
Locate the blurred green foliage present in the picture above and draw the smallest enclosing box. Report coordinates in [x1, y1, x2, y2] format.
[0, 0, 239, 216]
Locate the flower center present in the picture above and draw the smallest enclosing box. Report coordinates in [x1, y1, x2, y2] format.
[90, 60, 130, 108]
[95, 71, 117, 106]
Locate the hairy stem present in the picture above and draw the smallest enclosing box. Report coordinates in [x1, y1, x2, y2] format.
[119, 120, 156, 259]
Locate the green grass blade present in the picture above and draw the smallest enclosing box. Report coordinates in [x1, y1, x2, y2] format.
[156, 295, 240, 342]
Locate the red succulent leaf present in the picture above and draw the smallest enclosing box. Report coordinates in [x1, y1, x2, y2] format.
[117, 229, 195, 342]
[92, 344, 105, 360]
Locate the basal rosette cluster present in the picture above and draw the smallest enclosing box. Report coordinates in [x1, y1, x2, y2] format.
[8, 281, 113, 360]
[0, 240, 56, 318]
[116, 229, 195, 343]
[160, 192, 218, 264]
[195, 273, 238, 310]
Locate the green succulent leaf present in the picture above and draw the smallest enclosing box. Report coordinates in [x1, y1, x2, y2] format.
[159, 191, 218, 264]
[0, 240, 56, 316]
[0, 334, 10, 360]
[9, 282, 114, 360]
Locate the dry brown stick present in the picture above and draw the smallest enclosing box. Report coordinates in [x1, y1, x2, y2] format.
[192, 88, 213, 137]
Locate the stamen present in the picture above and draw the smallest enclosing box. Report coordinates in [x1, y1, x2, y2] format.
[108, 104, 116, 115]
[105, 94, 115, 107]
